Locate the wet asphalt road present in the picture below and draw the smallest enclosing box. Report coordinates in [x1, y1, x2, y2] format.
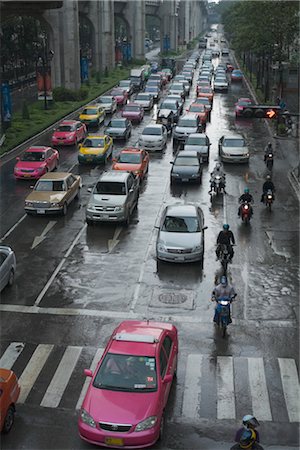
[0, 36, 299, 450]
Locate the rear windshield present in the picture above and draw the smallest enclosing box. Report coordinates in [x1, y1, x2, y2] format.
[137, 94, 150, 100]
[95, 182, 126, 195]
[162, 215, 200, 233]
[124, 105, 139, 112]
[99, 97, 112, 103]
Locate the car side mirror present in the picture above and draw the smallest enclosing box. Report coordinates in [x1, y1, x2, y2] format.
[78, 143, 82, 149]
[202, 226, 208, 231]
[163, 374, 173, 384]
[170, 161, 174, 165]
[87, 188, 92, 193]
[84, 369, 93, 377]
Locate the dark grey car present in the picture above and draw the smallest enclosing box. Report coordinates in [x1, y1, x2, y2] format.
[0, 246, 16, 291]
[170, 150, 202, 184]
[106, 118, 132, 141]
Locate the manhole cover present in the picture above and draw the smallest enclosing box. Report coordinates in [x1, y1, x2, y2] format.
[158, 292, 187, 305]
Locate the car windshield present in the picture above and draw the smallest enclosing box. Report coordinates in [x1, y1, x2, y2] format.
[118, 153, 142, 164]
[161, 102, 176, 110]
[162, 215, 200, 233]
[109, 120, 126, 128]
[95, 182, 126, 195]
[21, 152, 45, 161]
[175, 156, 199, 166]
[189, 105, 205, 113]
[171, 85, 182, 91]
[124, 105, 139, 112]
[56, 125, 74, 132]
[83, 138, 104, 147]
[142, 127, 161, 136]
[187, 137, 207, 145]
[145, 87, 157, 93]
[99, 97, 112, 103]
[178, 118, 197, 127]
[200, 88, 211, 94]
[223, 138, 245, 147]
[119, 81, 130, 86]
[197, 98, 210, 105]
[35, 180, 65, 191]
[137, 94, 150, 100]
[93, 353, 157, 392]
[82, 108, 98, 115]
[111, 90, 122, 96]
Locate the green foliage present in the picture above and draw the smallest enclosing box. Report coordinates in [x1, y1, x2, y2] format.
[96, 71, 101, 84]
[104, 66, 109, 78]
[278, 123, 287, 135]
[22, 100, 30, 120]
[53, 86, 88, 102]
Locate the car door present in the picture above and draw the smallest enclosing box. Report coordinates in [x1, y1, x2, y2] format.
[106, 136, 113, 157]
[162, 126, 167, 144]
[126, 175, 134, 213]
[66, 175, 77, 203]
[45, 149, 54, 171]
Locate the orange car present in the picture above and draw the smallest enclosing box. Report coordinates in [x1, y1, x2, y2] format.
[0, 368, 20, 433]
[187, 103, 209, 124]
[197, 86, 214, 103]
[112, 148, 149, 179]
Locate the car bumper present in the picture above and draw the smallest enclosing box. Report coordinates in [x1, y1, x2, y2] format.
[139, 142, 165, 151]
[86, 210, 126, 222]
[173, 135, 189, 143]
[220, 154, 249, 163]
[51, 139, 75, 146]
[107, 134, 127, 140]
[78, 420, 159, 449]
[157, 249, 203, 263]
[25, 206, 63, 215]
[171, 174, 201, 183]
[78, 154, 106, 164]
[14, 171, 45, 179]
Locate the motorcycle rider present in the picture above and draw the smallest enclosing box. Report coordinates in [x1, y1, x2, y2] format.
[209, 163, 226, 193]
[261, 175, 275, 202]
[211, 275, 237, 324]
[216, 224, 235, 262]
[231, 415, 263, 450]
[264, 142, 273, 162]
[238, 188, 254, 217]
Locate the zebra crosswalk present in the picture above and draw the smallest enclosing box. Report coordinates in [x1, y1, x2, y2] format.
[0, 342, 299, 423]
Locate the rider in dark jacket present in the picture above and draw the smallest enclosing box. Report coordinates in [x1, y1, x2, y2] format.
[216, 224, 235, 261]
[238, 188, 254, 216]
[261, 175, 275, 202]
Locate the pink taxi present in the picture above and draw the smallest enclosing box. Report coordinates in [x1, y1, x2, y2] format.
[78, 320, 178, 448]
[51, 120, 86, 146]
[14, 146, 59, 180]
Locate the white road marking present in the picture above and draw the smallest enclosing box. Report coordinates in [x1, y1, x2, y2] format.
[223, 191, 227, 223]
[217, 356, 235, 419]
[31, 221, 57, 249]
[76, 347, 104, 410]
[18, 344, 54, 403]
[182, 354, 203, 419]
[278, 358, 300, 422]
[248, 357, 272, 421]
[0, 342, 24, 369]
[0, 215, 27, 241]
[40, 346, 82, 408]
[108, 226, 122, 253]
[34, 224, 87, 306]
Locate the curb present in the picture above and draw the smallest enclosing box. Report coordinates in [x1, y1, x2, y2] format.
[288, 169, 300, 201]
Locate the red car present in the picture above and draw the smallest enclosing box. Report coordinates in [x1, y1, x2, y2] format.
[51, 120, 86, 146]
[78, 320, 178, 449]
[121, 102, 144, 123]
[231, 69, 243, 82]
[187, 103, 209, 124]
[110, 88, 128, 106]
[14, 146, 59, 180]
[197, 86, 214, 103]
[112, 148, 149, 179]
[235, 97, 253, 118]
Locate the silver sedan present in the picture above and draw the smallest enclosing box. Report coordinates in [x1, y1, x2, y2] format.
[0, 246, 16, 291]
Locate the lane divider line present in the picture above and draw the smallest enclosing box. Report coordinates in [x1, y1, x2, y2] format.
[1, 214, 27, 241]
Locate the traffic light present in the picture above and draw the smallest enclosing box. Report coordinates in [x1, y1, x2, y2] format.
[242, 105, 281, 119]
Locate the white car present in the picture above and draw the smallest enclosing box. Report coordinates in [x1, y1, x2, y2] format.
[97, 96, 117, 114]
[214, 76, 229, 92]
[138, 124, 168, 151]
[135, 93, 154, 111]
[218, 134, 250, 163]
[184, 133, 211, 162]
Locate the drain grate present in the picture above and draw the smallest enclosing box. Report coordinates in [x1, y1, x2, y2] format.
[158, 292, 187, 305]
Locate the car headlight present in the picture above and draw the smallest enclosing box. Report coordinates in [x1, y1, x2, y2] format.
[50, 202, 58, 207]
[80, 409, 96, 428]
[134, 170, 141, 175]
[25, 201, 33, 207]
[115, 206, 124, 212]
[37, 167, 46, 172]
[157, 242, 167, 252]
[87, 204, 96, 211]
[172, 173, 180, 177]
[191, 173, 199, 178]
[245, 153, 250, 157]
[193, 244, 202, 252]
[135, 416, 157, 432]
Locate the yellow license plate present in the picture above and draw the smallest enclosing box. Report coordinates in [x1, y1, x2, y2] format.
[23, 174, 31, 177]
[105, 437, 124, 446]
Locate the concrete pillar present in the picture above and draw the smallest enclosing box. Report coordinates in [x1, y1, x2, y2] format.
[44, 0, 81, 90]
[160, 0, 178, 53]
[86, 1, 102, 72]
[101, 0, 115, 70]
[123, 0, 145, 60]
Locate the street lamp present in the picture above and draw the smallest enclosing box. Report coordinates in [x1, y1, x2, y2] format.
[37, 38, 54, 110]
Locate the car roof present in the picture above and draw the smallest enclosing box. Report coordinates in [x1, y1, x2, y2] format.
[223, 133, 244, 139]
[38, 172, 75, 181]
[98, 171, 132, 182]
[177, 150, 200, 157]
[165, 203, 198, 217]
[143, 124, 163, 129]
[26, 146, 50, 152]
[179, 113, 199, 120]
[60, 120, 79, 125]
[187, 133, 208, 138]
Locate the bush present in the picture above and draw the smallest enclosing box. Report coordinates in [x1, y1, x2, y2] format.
[22, 100, 30, 120]
[277, 123, 287, 135]
[53, 86, 88, 102]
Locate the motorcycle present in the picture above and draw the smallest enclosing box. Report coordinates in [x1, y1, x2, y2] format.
[231, 416, 263, 450]
[216, 243, 233, 275]
[265, 152, 274, 170]
[239, 201, 252, 224]
[210, 174, 225, 197]
[212, 295, 234, 338]
[264, 189, 274, 210]
[156, 109, 175, 134]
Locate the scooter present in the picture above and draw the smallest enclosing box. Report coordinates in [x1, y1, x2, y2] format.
[212, 295, 234, 338]
[216, 244, 232, 275]
[210, 175, 225, 197]
[239, 201, 252, 224]
[231, 415, 264, 450]
[265, 152, 274, 170]
[264, 189, 274, 210]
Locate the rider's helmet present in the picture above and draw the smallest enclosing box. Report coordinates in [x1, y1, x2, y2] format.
[221, 276, 227, 286]
[215, 163, 221, 170]
[266, 174, 271, 180]
[267, 141, 272, 148]
[242, 415, 260, 429]
[244, 188, 249, 193]
[223, 224, 229, 230]
[239, 429, 256, 449]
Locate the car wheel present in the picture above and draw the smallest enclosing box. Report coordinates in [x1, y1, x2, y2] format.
[62, 203, 67, 216]
[54, 161, 58, 171]
[3, 406, 15, 433]
[86, 218, 93, 226]
[124, 213, 130, 227]
[158, 414, 165, 441]
[7, 269, 15, 287]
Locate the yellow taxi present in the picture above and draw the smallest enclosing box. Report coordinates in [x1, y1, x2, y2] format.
[78, 135, 113, 164]
[79, 105, 105, 127]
